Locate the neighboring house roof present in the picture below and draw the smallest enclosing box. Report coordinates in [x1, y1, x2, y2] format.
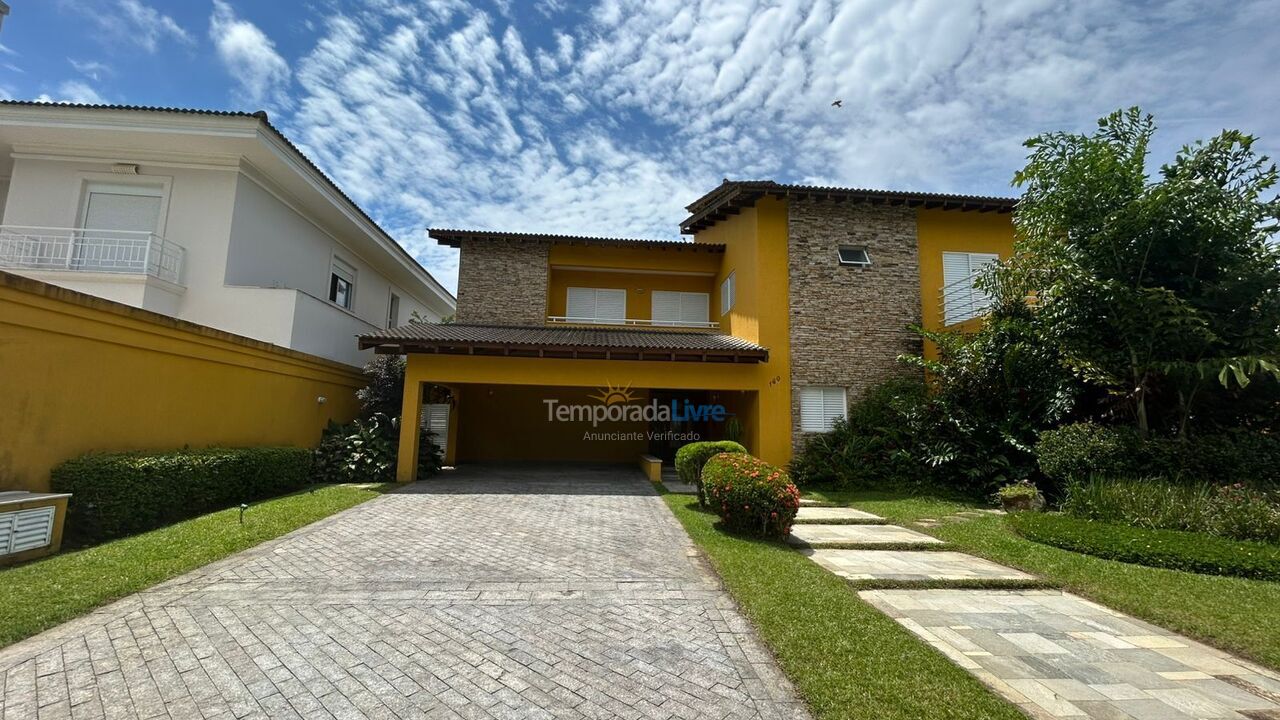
[358, 322, 769, 363]
[0, 100, 455, 308]
[681, 179, 1018, 233]
[429, 229, 724, 252]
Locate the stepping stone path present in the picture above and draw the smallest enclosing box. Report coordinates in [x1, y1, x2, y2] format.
[660, 468, 697, 495]
[786, 523, 944, 548]
[789, 500, 1280, 719]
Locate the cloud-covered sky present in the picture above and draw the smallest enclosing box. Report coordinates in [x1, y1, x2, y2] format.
[2, 0, 1277, 291]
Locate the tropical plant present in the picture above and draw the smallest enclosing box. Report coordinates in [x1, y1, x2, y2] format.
[356, 355, 406, 424]
[1010, 107, 1280, 437]
[313, 414, 399, 484]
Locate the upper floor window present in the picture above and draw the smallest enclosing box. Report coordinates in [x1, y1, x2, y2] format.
[799, 386, 847, 432]
[329, 257, 356, 310]
[941, 252, 999, 324]
[651, 291, 710, 327]
[75, 182, 166, 273]
[837, 245, 871, 267]
[566, 287, 626, 324]
[720, 271, 736, 316]
[387, 292, 400, 328]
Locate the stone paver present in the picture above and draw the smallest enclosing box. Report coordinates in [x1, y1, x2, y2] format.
[860, 589, 1280, 719]
[802, 549, 1036, 583]
[786, 523, 944, 548]
[0, 465, 808, 720]
[793, 506, 885, 524]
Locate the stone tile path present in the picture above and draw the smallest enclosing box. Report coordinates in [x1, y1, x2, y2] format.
[0, 466, 808, 720]
[792, 506, 885, 524]
[792, 502, 1280, 719]
[785, 523, 944, 548]
[861, 589, 1280, 720]
[802, 549, 1036, 583]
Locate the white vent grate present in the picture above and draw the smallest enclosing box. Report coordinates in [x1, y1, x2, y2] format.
[0, 506, 55, 555]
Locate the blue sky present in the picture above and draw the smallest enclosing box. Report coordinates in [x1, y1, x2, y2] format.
[1, 0, 1277, 292]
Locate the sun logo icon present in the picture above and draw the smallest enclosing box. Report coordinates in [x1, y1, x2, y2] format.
[590, 382, 637, 405]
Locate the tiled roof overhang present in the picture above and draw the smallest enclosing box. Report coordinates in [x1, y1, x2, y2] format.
[429, 229, 724, 252]
[681, 180, 1018, 234]
[359, 323, 768, 363]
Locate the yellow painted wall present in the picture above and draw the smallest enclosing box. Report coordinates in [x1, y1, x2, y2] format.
[547, 269, 715, 321]
[548, 244, 723, 274]
[0, 272, 363, 492]
[916, 209, 1016, 358]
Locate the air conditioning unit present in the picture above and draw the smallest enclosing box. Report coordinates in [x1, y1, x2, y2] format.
[0, 492, 70, 564]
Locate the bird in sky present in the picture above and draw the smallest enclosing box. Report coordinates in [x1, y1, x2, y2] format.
[831, 100, 843, 108]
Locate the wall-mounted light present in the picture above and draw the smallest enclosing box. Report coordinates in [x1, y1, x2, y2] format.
[317, 396, 327, 405]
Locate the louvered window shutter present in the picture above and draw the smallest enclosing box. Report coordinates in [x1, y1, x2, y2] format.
[594, 289, 626, 323]
[651, 291, 682, 325]
[942, 252, 999, 324]
[0, 506, 55, 555]
[681, 292, 710, 324]
[421, 403, 450, 450]
[566, 287, 595, 321]
[799, 387, 847, 432]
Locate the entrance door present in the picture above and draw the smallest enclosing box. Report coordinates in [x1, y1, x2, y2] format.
[648, 390, 711, 462]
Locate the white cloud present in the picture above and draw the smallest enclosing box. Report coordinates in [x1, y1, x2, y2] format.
[68, 59, 111, 81]
[35, 80, 107, 105]
[68, 0, 191, 53]
[209, 0, 291, 107]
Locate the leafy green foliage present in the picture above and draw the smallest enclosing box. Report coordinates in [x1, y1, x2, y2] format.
[1035, 422, 1143, 487]
[1011, 107, 1280, 437]
[702, 453, 800, 539]
[1009, 512, 1280, 581]
[1062, 476, 1280, 543]
[51, 447, 313, 544]
[356, 355, 406, 420]
[313, 414, 399, 484]
[673, 440, 747, 506]
[996, 481, 1041, 502]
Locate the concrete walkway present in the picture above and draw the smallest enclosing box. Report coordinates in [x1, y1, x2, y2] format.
[793, 505, 1280, 719]
[0, 466, 808, 720]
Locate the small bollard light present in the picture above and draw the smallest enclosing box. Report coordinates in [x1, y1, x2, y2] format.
[239, 503, 248, 524]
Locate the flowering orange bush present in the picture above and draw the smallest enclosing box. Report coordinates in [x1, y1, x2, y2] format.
[701, 452, 800, 538]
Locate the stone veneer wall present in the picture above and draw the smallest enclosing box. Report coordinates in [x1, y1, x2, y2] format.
[787, 198, 923, 448]
[454, 238, 550, 325]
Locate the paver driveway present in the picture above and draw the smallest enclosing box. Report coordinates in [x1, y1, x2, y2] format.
[0, 466, 808, 720]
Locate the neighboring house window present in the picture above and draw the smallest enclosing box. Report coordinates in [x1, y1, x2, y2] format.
[329, 257, 356, 310]
[799, 386, 847, 432]
[76, 182, 164, 272]
[837, 245, 872, 266]
[941, 252, 1000, 324]
[651, 291, 710, 326]
[720, 271, 736, 315]
[566, 287, 626, 324]
[387, 293, 400, 328]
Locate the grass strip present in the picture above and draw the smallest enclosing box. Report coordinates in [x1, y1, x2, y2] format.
[662, 492, 1023, 720]
[0, 483, 388, 648]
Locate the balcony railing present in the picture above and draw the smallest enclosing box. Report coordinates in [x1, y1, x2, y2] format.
[938, 270, 993, 326]
[0, 225, 185, 285]
[547, 316, 720, 330]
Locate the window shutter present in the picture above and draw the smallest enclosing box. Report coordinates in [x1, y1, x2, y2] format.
[83, 189, 162, 233]
[680, 292, 710, 324]
[421, 403, 450, 451]
[942, 252, 999, 324]
[799, 386, 847, 432]
[820, 387, 847, 430]
[567, 287, 595, 320]
[721, 272, 735, 315]
[595, 289, 626, 323]
[651, 291, 681, 325]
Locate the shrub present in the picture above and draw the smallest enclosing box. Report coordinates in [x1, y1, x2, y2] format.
[52, 447, 312, 543]
[1062, 476, 1280, 543]
[356, 355, 406, 421]
[1008, 512, 1280, 582]
[789, 379, 925, 490]
[1035, 423, 1142, 488]
[674, 440, 748, 506]
[702, 453, 800, 539]
[996, 480, 1043, 511]
[313, 414, 399, 484]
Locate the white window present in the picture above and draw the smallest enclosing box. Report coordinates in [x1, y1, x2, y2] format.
[421, 403, 450, 451]
[75, 182, 165, 272]
[387, 292, 400, 328]
[329, 257, 356, 310]
[838, 245, 872, 266]
[941, 252, 1000, 324]
[651, 291, 710, 326]
[566, 287, 627, 324]
[799, 386, 847, 432]
[720, 271, 736, 316]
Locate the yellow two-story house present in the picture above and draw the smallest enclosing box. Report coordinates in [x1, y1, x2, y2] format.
[359, 181, 1015, 481]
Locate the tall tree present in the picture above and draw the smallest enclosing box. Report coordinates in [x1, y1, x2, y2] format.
[1010, 108, 1280, 436]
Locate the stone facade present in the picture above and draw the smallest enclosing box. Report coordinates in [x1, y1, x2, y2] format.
[787, 198, 922, 447]
[454, 238, 549, 325]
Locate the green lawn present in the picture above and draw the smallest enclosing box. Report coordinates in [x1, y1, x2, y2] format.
[661, 493, 1023, 720]
[808, 488, 1280, 670]
[0, 483, 389, 648]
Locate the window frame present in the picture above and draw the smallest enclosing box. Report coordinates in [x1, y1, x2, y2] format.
[941, 251, 1000, 325]
[651, 290, 711, 327]
[329, 256, 357, 310]
[837, 245, 872, 267]
[386, 291, 401, 328]
[720, 271, 736, 316]
[798, 386, 848, 433]
[565, 286, 628, 325]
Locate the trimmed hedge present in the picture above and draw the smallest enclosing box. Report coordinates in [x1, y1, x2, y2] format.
[702, 452, 800, 539]
[674, 440, 748, 506]
[52, 447, 313, 543]
[1008, 511, 1280, 582]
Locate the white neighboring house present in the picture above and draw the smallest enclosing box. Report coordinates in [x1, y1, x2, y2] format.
[0, 102, 455, 367]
